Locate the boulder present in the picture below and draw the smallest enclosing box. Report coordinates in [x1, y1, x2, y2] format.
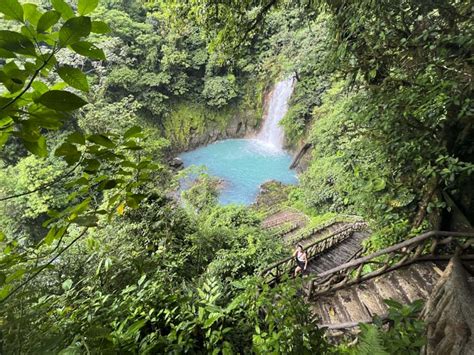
[169, 157, 184, 170]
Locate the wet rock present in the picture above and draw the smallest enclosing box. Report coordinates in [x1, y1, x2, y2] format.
[169, 157, 184, 170]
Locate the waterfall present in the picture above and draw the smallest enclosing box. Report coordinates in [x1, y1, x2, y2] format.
[257, 76, 296, 150]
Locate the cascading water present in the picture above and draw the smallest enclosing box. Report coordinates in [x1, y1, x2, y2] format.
[257, 76, 296, 150]
[179, 77, 297, 204]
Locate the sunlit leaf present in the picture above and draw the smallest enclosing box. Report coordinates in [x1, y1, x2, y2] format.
[62, 279, 73, 291]
[91, 20, 110, 34]
[124, 126, 143, 139]
[59, 16, 91, 47]
[51, 0, 74, 20]
[78, 0, 99, 16]
[0, 0, 24, 22]
[58, 65, 89, 92]
[22, 3, 41, 26]
[23, 135, 47, 157]
[37, 10, 61, 33]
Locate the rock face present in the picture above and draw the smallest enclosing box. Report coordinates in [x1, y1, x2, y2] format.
[184, 109, 259, 152]
[421, 256, 474, 355]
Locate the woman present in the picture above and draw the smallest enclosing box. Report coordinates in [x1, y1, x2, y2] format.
[293, 244, 308, 277]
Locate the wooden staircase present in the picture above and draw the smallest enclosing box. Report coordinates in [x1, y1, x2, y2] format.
[311, 262, 442, 329]
[304, 231, 474, 332]
[260, 221, 368, 284]
[307, 231, 368, 275]
[261, 212, 474, 334]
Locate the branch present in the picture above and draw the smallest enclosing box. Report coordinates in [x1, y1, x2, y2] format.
[0, 158, 83, 202]
[232, 0, 278, 51]
[0, 227, 89, 305]
[0, 47, 57, 112]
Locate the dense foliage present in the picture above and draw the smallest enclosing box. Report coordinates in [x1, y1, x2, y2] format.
[185, 0, 473, 246]
[1, 0, 472, 353]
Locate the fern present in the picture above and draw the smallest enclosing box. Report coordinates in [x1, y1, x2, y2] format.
[353, 324, 389, 355]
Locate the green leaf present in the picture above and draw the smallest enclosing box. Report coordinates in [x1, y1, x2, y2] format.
[37, 90, 87, 111]
[55, 142, 81, 164]
[87, 134, 115, 148]
[72, 215, 98, 227]
[37, 10, 61, 33]
[66, 131, 85, 145]
[70, 41, 105, 60]
[78, 0, 99, 16]
[91, 20, 110, 34]
[124, 126, 142, 139]
[126, 195, 139, 209]
[23, 135, 47, 157]
[102, 179, 117, 190]
[137, 274, 146, 286]
[51, 0, 74, 20]
[0, 285, 12, 301]
[0, 0, 24, 22]
[0, 48, 16, 58]
[59, 16, 91, 47]
[31, 81, 49, 93]
[62, 279, 73, 291]
[84, 158, 100, 172]
[0, 30, 36, 56]
[372, 178, 386, 192]
[58, 65, 89, 92]
[126, 319, 146, 336]
[22, 4, 41, 26]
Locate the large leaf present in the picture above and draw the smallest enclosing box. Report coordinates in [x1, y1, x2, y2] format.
[58, 65, 89, 92]
[66, 131, 85, 145]
[22, 4, 41, 26]
[0, 30, 36, 56]
[55, 142, 81, 165]
[0, 0, 24, 22]
[37, 90, 87, 111]
[78, 0, 99, 16]
[59, 16, 91, 47]
[87, 134, 115, 148]
[124, 126, 143, 139]
[126, 319, 146, 336]
[51, 0, 74, 20]
[37, 10, 61, 33]
[70, 41, 105, 60]
[91, 20, 110, 34]
[0, 48, 16, 58]
[23, 135, 47, 157]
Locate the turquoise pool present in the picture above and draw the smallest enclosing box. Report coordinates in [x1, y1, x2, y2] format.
[179, 139, 298, 205]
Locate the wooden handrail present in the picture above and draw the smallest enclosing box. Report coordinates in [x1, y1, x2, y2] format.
[306, 230, 474, 299]
[259, 221, 367, 277]
[316, 231, 474, 278]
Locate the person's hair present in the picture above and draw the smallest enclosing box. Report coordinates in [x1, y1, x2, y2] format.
[297, 244, 304, 250]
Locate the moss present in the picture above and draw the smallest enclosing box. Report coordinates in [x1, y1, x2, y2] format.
[163, 77, 267, 150]
[163, 102, 232, 149]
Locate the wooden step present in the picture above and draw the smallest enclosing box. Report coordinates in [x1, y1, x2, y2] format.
[336, 288, 371, 323]
[309, 262, 442, 328]
[355, 280, 387, 317]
